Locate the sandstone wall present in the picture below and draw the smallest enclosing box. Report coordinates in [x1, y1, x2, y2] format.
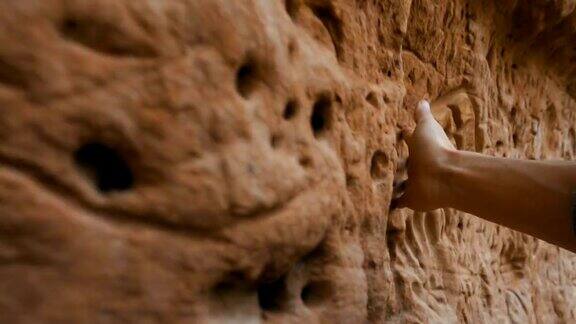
[1, 0, 576, 323]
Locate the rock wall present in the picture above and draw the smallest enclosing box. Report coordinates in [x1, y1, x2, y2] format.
[1, 0, 576, 322]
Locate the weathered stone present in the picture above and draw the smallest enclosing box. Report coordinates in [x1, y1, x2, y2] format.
[0, 0, 575, 322]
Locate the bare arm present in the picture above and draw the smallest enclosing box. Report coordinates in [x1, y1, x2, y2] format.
[397, 100, 576, 252]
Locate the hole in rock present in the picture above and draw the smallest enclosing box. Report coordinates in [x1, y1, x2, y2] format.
[310, 94, 333, 137]
[457, 221, 464, 230]
[370, 150, 389, 180]
[74, 142, 134, 193]
[346, 174, 359, 187]
[334, 94, 343, 104]
[382, 92, 391, 104]
[301, 280, 333, 307]
[236, 58, 259, 98]
[284, 99, 298, 120]
[258, 276, 288, 312]
[396, 129, 404, 143]
[299, 156, 313, 168]
[366, 91, 379, 108]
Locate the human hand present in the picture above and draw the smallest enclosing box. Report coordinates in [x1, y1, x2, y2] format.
[393, 100, 455, 211]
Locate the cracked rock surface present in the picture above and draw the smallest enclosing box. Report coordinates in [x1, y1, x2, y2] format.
[0, 0, 576, 322]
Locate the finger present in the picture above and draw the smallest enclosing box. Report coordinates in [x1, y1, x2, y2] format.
[415, 100, 432, 123]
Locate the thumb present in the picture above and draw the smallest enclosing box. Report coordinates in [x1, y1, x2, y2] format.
[415, 100, 432, 123]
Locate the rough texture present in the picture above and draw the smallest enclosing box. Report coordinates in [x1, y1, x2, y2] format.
[1, 0, 576, 323]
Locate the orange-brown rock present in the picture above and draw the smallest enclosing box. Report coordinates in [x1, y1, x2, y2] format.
[1, 0, 575, 322]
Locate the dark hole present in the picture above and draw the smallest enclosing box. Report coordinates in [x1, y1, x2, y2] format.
[512, 133, 519, 146]
[346, 174, 358, 187]
[236, 59, 258, 98]
[366, 91, 379, 108]
[312, 6, 333, 25]
[334, 94, 343, 104]
[387, 69, 392, 77]
[74, 142, 134, 193]
[382, 93, 391, 104]
[284, 99, 298, 120]
[512, 63, 518, 70]
[310, 95, 333, 137]
[258, 276, 288, 312]
[496, 140, 504, 147]
[301, 280, 333, 307]
[299, 156, 313, 168]
[367, 259, 377, 269]
[396, 129, 404, 142]
[457, 221, 464, 230]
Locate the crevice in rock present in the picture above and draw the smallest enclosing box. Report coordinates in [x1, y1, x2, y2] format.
[310, 4, 344, 61]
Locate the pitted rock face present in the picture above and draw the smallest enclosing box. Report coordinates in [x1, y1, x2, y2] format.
[0, 0, 575, 323]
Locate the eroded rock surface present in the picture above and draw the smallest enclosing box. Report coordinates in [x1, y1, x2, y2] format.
[1, 0, 576, 322]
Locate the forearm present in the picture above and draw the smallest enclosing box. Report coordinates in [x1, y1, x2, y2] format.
[440, 149, 576, 252]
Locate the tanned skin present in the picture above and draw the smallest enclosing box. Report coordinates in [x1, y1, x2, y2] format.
[395, 100, 576, 253]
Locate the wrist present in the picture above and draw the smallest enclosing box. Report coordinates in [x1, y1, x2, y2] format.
[433, 147, 462, 208]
